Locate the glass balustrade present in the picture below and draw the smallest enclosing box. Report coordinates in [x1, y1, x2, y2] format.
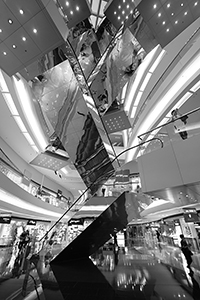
[137, 107, 200, 157]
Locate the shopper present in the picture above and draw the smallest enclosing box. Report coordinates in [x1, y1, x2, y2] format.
[171, 109, 188, 140]
[180, 234, 193, 268]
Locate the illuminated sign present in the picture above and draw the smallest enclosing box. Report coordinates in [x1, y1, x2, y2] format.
[27, 219, 37, 226]
[0, 214, 12, 224]
[183, 208, 199, 223]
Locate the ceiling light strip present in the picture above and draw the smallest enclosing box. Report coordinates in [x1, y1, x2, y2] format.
[13, 76, 48, 151]
[0, 70, 38, 151]
[126, 52, 200, 162]
[125, 45, 160, 113]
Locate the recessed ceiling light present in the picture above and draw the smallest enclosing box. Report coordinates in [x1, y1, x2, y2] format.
[122, 10, 125, 14]
[70, 10, 73, 14]
[153, 4, 157, 9]
[118, 16, 121, 20]
[158, 12, 161, 17]
[22, 36, 26, 41]
[180, 3, 184, 6]
[162, 21, 166, 25]
[33, 28, 37, 33]
[114, 11, 116, 14]
[166, 28, 169, 32]
[8, 19, 13, 24]
[12, 44, 16, 49]
[19, 9, 24, 14]
[3, 52, 7, 55]
[66, 1, 69, 6]
[194, 1, 198, 6]
[171, 12, 174, 16]
[0, 29, 2, 33]
[127, 4, 130, 8]
[118, 5, 121, 9]
[126, 15, 129, 19]
[167, 3, 170, 8]
[175, 20, 178, 24]
[76, 6, 79, 11]
[130, 10, 133, 13]
[184, 11, 188, 15]
[123, 0, 126, 2]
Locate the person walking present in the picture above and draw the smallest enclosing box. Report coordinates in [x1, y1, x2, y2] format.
[180, 234, 193, 268]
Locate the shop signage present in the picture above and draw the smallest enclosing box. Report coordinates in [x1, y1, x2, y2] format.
[27, 219, 37, 226]
[0, 214, 12, 224]
[68, 218, 84, 226]
[183, 208, 199, 223]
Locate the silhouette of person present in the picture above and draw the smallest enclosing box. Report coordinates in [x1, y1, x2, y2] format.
[180, 234, 193, 268]
[171, 109, 188, 140]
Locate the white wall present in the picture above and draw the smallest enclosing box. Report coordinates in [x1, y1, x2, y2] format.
[138, 134, 200, 193]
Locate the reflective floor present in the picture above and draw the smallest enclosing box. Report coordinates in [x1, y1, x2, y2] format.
[1, 248, 200, 300]
[45, 249, 199, 300]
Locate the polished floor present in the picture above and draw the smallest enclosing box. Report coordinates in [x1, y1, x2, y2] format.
[49, 250, 199, 300]
[0, 249, 200, 300]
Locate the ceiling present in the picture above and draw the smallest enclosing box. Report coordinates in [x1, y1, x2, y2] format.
[0, 0, 200, 221]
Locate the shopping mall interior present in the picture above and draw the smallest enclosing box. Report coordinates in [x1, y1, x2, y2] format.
[0, 0, 200, 299]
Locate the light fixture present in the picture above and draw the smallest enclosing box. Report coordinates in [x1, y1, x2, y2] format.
[140, 73, 152, 92]
[114, 11, 116, 14]
[32, 145, 39, 152]
[167, 3, 170, 8]
[118, 16, 121, 20]
[158, 12, 161, 17]
[0, 189, 63, 219]
[166, 28, 169, 32]
[118, 5, 121, 9]
[19, 9, 24, 14]
[22, 36, 26, 41]
[126, 51, 200, 162]
[153, 4, 157, 9]
[70, 10, 73, 15]
[184, 11, 188, 15]
[3, 93, 19, 115]
[13, 76, 49, 151]
[194, 2, 198, 6]
[122, 10, 125, 14]
[8, 19, 13, 24]
[190, 79, 200, 92]
[0, 70, 9, 92]
[130, 106, 137, 118]
[76, 6, 79, 11]
[12, 44, 16, 49]
[0, 29, 2, 33]
[13, 116, 27, 132]
[171, 12, 174, 16]
[180, 3, 184, 6]
[3, 51, 7, 55]
[125, 45, 159, 112]
[149, 49, 166, 73]
[127, 4, 130, 9]
[33, 28, 37, 34]
[66, 1, 69, 6]
[23, 132, 35, 145]
[134, 91, 143, 106]
[175, 20, 178, 24]
[162, 21, 166, 25]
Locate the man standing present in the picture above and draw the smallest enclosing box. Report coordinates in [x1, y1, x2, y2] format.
[180, 234, 193, 268]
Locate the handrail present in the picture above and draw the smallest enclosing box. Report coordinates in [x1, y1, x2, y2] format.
[39, 137, 163, 242]
[138, 106, 200, 140]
